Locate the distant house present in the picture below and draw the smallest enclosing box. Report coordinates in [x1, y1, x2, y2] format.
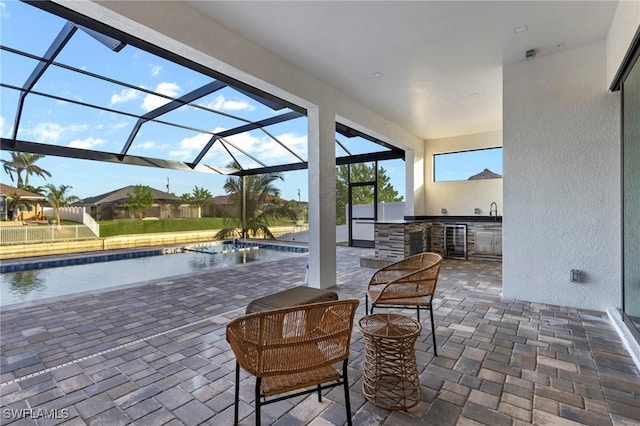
[79, 185, 196, 220]
[210, 195, 234, 217]
[0, 183, 46, 221]
[468, 168, 502, 180]
[210, 194, 307, 218]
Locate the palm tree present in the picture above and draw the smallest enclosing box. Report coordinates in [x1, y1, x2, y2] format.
[181, 186, 213, 218]
[1, 152, 51, 187]
[44, 184, 81, 225]
[6, 192, 32, 221]
[216, 165, 298, 239]
[22, 185, 46, 220]
[2, 152, 22, 185]
[21, 153, 51, 187]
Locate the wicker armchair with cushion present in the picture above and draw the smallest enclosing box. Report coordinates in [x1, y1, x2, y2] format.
[226, 299, 360, 425]
[365, 252, 442, 355]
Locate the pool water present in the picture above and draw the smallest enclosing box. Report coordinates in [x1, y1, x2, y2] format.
[0, 245, 302, 306]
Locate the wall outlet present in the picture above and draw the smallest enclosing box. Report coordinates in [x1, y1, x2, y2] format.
[570, 269, 583, 282]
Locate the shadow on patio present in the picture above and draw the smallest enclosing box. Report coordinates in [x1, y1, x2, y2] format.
[1, 246, 639, 425]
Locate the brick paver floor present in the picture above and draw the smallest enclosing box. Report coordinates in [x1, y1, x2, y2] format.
[1, 246, 639, 425]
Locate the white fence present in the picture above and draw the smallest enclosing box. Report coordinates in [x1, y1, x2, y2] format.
[0, 225, 97, 244]
[0, 206, 101, 244]
[180, 205, 201, 219]
[43, 206, 99, 237]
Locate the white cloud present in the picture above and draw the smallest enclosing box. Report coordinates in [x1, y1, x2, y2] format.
[149, 64, 162, 77]
[167, 127, 307, 167]
[110, 88, 140, 105]
[226, 131, 307, 161]
[200, 131, 307, 166]
[0, 2, 9, 18]
[141, 82, 180, 112]
[30, 122, 65, 143]
[67, 137, 105, 149]
[168, 132, 211, 160]
[206, 94, 255, 112]
[0, 116, 14, 139]
[22, 122, 96, 144]
[138, 141, 158, 150]
[69, 124, 90, 132]
[111, 122, 129, 131]
[274, 132, 307, 156]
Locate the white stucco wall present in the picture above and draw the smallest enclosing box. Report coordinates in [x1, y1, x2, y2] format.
[424, 131, 503, 216]
[606, 0, 640, 86]
[503, 41, 621, 311]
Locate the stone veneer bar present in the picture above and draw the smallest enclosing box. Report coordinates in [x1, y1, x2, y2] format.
[362, 219, 502, 268]
[374, 221, 431, 260]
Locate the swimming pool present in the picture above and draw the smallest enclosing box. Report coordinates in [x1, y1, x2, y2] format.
[0, 242, 307, 306]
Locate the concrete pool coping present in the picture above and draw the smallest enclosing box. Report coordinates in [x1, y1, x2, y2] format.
[0, 239, 309, 273]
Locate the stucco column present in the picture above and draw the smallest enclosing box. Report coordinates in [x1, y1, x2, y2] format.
[307, 106, 336, 289]
[404, 149, 415, 217]
[403, 145, 426, 217]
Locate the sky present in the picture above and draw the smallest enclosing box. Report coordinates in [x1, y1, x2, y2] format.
[0, 1, 499, 202]
[434, 148, 503, 182]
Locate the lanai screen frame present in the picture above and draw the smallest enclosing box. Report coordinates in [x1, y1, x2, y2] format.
[1, 0, 404, 178]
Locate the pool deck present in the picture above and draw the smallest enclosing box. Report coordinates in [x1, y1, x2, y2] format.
[1, 247, 640, 425]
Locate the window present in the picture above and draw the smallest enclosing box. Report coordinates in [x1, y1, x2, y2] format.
[434, 147, 503, 182]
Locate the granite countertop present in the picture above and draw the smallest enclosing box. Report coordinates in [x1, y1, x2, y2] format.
[375, 216, 503, 224]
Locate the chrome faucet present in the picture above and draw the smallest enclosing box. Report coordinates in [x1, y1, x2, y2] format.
[489, 202, 498, 220]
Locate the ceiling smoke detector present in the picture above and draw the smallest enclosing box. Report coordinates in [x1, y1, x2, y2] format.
[514, 25, 528, 34]
[525, 49, 537, 59]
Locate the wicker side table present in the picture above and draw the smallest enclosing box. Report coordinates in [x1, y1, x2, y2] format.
[358, 313, 422, 410]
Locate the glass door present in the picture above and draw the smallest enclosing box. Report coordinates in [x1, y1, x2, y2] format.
[623, 45, 640, 340]
[348, 162, 377, 248]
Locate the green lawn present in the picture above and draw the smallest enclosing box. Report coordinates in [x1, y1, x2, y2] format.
[98, 218, 227, 237]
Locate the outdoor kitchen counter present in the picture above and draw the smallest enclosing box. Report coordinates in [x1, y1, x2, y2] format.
[366, 219, 502, 268]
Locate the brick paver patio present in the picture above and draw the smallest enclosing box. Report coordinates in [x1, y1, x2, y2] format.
[1, 246, 639, 425]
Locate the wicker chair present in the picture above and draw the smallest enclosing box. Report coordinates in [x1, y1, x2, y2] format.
[226, 299, 360, 425]
[365, 252, 442, 355]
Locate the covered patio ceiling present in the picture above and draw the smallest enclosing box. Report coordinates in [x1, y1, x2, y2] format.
[0, 1, 404, 178]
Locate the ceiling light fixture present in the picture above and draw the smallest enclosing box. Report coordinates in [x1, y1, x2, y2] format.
[514, 25, 528, 34]
[372, 72, 384, 78]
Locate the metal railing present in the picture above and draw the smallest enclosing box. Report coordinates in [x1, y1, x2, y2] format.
[0, 225, 97, 245]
